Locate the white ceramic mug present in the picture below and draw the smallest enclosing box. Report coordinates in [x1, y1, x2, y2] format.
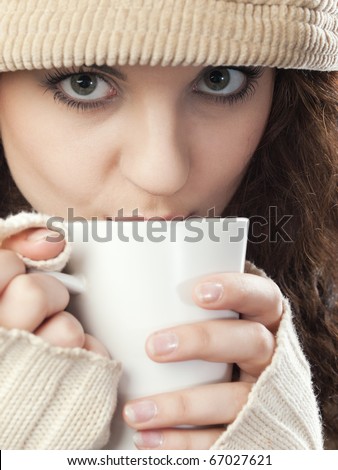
[46, 217, 249, 449]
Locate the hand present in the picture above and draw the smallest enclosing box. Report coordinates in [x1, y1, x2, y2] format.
[123, 271, 283, 449]
[0, 228, 109, 357]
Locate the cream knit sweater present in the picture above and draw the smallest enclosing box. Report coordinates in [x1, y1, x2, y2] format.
[0, 212, 323, 450]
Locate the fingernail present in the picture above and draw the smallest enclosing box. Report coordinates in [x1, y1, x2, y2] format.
[27, 229, 63, 243]
[133, 431, 163, 449]
[195, 281, 224, 303]
[124, 400, 158, 423]
[148, 331, 178, 356]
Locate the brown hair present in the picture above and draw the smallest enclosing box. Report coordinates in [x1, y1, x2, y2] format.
[224, 69, 338, 449]
[0, 68, 337, 448]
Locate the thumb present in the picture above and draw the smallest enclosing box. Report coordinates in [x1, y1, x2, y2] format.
[1, 227, 66, 261]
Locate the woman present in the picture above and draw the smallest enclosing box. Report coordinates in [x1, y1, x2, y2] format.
[0, 0, 337, 449]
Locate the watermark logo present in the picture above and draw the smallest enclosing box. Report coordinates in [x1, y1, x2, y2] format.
[249, 206, 293, 244]
[46, 207, 293, 244]
[46, 208, 246, 243]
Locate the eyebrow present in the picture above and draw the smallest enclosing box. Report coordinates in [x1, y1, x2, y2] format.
[89, 64, 128, 82]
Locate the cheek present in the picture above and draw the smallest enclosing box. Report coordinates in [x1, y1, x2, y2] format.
[189, 100, 271, 209]
[194, 110, 267, 178]
[3, 117, 90, 204]
[0, 83, 118, 203]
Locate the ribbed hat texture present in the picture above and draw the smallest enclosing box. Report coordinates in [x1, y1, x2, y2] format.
[0, 0, 337, 72]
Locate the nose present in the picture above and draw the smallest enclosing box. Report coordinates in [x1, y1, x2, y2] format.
[120, 99, 190, 196]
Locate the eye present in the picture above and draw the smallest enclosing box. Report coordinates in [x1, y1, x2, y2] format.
[194, 67, 247, 96]
[59, 73, 114, 101]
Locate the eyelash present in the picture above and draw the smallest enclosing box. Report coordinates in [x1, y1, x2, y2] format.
[40, 67, 115, 112]
[192, 66, 263, 106]
[40, 66, 263, 112]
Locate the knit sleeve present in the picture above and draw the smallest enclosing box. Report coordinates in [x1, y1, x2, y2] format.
[0, 212, 122, 449]
[0, 327, 121, 449]
[211, 262, 323, 450]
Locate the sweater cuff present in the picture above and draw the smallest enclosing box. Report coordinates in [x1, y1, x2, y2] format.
[0, 211, 70, 272]
[0, 327, 121, 449]
[211, 262, 323, 450]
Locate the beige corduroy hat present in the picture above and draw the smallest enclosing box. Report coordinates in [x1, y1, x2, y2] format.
[0, 0, 337, 73]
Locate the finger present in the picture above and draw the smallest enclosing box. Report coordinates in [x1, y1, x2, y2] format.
[0, 249, 26, 293]
[34, 311, 85, 349]
[123, 382, 252, 430]
[193, 273, 283, 332]
[1, 227, 65, 261]
[83, 334, 111, 358]
[146, 319, 275, 377]
[0, 272, 70, 330]
[133, 427, 223, 450]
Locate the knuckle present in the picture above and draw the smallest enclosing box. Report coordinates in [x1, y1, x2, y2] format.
[0, 249, 25, 273]
[268, 280, 283, 314]
[175, 391, 192, 421]
[54, 311, 85, 347]
[251, 322, 274, 359]
[194, 323, 212, 354]
[233, 275, 252, 304]
[83, 334, 110, 357]
[233, 382, 252, 415]
[184, 432, 193, 451]
[54, 280, 70, 309]
[9, 274, 49, 315]
[232, 274, 246, 295]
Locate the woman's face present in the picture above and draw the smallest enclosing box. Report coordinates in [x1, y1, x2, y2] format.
[0, 64, 275, 219]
